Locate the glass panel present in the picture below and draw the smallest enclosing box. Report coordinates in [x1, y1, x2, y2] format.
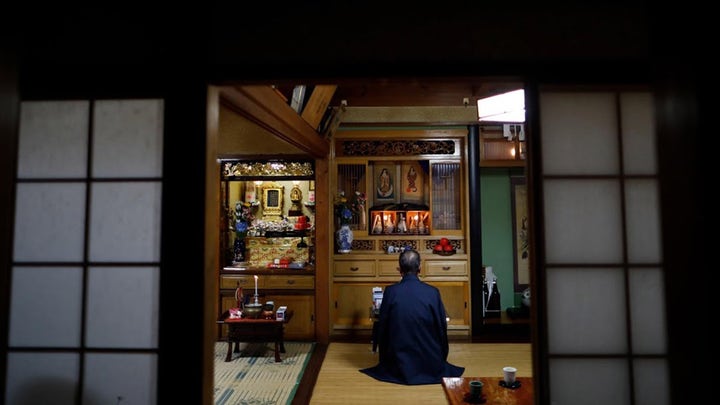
[92, 99, 164, 178]
[83, 353, 157, 404]
[18, 100, 89, 179]
[85, 266, 160, 348]
[88, 182, 162, 262]
[621, 92, 657, 175]
[629, 268, 667, 354]
[482, 139, 517, 160]
[13, 182, 86, 262]
[540, 92, 620, 175]
[480, 124, 526, 162]
[9, 267, 83, 347]
[633, 358, 669, 405]
[625, 179, 662, 263]
[543, 179, 623, 263]
[431, 162, 461, 230]
[4, 352, 79, 405]
[547, 268, 627, 354]
[549, 358, 630, 405]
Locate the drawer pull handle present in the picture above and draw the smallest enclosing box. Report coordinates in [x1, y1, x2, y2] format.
[350, 267, 359, 271]
[442, 266, 451, 270]
[287, 279, 295, 284]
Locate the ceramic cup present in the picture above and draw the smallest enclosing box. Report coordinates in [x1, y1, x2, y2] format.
[503, 366, 517, 385]
[469, 380, 483, 398]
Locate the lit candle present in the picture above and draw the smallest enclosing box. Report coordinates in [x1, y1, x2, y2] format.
[254, 275, 258, 296]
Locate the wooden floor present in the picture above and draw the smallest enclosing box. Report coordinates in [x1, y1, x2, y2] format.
[292, 340, 533, 405]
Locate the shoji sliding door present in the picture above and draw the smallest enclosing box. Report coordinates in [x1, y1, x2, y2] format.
[6, 99, 164, 404]
[536, 90, 667, 405]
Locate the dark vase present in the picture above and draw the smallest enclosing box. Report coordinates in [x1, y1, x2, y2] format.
[233, 237, 246, 262]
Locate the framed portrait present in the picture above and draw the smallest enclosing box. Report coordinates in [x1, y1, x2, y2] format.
[374, 163, 396, 201]
[510, 177, 529, 292]
[400, 161, 424, 203]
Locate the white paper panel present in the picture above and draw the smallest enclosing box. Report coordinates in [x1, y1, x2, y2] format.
[88, 182, 162, 262]
[620, 92, 656, 175]
[17, 100, 89, 178]
[625, 179, 662, 263]
[629, 268, 667, 354]
[543, 179, 623, 263]
[13, 182, 86, 262]
[540, 92, 619, 175]
[633, 358, 669, 405]
[4, 352, 79, 405]
[9, 267, 82, 347]
[92, 99, 164, 178]
[549, 358, 630, 405]
[83, 353, 157, 404]
[85, 266, 159, 348]
[547, 268, 627, 353]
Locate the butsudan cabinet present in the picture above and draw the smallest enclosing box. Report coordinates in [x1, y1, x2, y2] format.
[218, 159, 317, 341]
[330, 129, 472, 337]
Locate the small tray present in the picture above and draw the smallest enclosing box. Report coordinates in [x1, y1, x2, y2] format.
[463, 393, 486, 404]
[499, 380, 522, 389]
[433, 249, 456, 256]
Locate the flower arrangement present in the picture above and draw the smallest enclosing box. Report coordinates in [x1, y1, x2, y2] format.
[334, 191, 366, 225]
[234, 201, 255, 238]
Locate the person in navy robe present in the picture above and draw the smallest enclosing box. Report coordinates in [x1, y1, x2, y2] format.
[360, 249, 465, 384]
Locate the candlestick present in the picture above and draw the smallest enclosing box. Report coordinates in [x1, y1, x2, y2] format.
[254, 275, 258, 296]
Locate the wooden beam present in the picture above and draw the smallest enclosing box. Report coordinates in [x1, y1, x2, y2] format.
[220, 85, 330, 158]
[313, 157, 330, 344]
[301, 85, 337, 129]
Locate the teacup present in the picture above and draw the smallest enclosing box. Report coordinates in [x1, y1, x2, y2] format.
[503, 366, 517, 385]
[469, 380, 483, 398]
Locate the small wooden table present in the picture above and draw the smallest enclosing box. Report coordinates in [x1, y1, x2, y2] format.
[217, 310, 293, 362]
[442, 377, 533, 405]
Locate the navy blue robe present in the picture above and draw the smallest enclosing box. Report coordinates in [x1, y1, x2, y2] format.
[360, 273, 465, 384]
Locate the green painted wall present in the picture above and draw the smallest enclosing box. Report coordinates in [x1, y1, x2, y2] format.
[480, 167, 524, 311]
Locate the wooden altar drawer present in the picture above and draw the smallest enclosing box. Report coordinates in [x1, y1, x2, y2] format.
[220, 275, 263, 289]
[425, 261, 467, 276]
[378, 259, 400, 276]
[265, 275, 315, 289]
[334, 260, 375, 276]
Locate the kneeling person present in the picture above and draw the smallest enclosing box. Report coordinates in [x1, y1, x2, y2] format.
[360, 249, 465, 384]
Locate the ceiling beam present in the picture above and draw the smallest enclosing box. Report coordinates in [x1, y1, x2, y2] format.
[220, 85, 330, 158]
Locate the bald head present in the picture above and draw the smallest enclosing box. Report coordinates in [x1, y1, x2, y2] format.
[398, 249, 421, 274]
